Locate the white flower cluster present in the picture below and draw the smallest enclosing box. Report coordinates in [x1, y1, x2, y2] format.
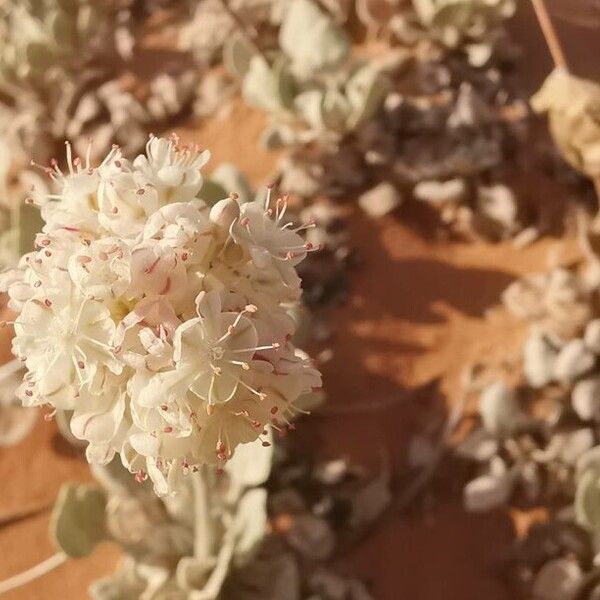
[1, 135, 321, 495]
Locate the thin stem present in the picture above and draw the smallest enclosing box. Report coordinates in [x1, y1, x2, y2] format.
[531, 0, 569, 70]
[0, 553, 66, 595]
[191, 468, 214, 562]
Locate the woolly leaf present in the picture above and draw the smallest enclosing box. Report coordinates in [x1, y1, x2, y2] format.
[51, 484, 107, 558]
[199, 180, 229, 207]
[223, 32, 255, 80]
[346, 64, 389, 129]
[576, 468, 600, 531]
[279, 0, 350, 76]
[242, 55, 296, 113]
[209, 163, 254, 205]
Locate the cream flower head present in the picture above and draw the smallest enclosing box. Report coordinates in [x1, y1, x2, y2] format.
[2, 136, 321, 495]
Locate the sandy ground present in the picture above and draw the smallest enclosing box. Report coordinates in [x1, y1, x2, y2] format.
[0, 3, 598, 599]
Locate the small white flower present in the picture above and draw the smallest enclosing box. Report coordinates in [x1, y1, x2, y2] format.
[128, 240, 188, 302]
[133, 135, 210, 205]
[67, 238, 131, 302]
[143, 201, 213, 265]
[98, 169, 159, 237]
[232, 193, 317, 287]
[13, 285, 121, 409]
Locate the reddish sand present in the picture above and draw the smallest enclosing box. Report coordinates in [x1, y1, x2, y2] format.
[0, 3, 598, 599]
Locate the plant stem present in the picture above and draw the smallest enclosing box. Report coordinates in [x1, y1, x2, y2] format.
[0, 553, 66, 595]
[531, 0, 569, 70]
[192, 468, 214, 563]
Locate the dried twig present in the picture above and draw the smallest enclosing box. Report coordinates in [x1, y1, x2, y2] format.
[531, 0, 569, 71]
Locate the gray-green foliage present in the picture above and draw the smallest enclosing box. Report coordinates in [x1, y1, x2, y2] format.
[51, 484, 107, 558]
[51, 438, 273, 600]
[0, 0, 113, 86]
[224, 0, 389, 148]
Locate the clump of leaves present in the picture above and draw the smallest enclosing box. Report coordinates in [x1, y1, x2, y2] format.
[0, 0, 211, 165]
[49, 434, 385, 599]
[224, 0, 390, 149]
[232, 0, 529, 241]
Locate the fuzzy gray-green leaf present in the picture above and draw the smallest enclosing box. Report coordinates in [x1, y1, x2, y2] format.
[51, 484, 107, 558]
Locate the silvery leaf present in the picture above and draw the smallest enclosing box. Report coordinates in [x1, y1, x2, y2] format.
[89, 557, 148, 600]
[576, 468, 600, 531]
[176, 556, 215, 594]
[260, 123, 297, 149]
[210, 163, 254, 205]
[242, 55, 295, 114]
[233, 488, 268, 562]
[294, 89, 326, 131]
[345, 65, 389, 129]
[91, 457, 144, 497]
[49, 9, 76, 48]
[321, 88, 352, 131]
[279, 0, 350, 76]
[223, 31, 255, 80]
[228, 435, 273, 488]
[55, 409, 86, 448]
[200, 180, 229, 207]
[51, 483, 107, 558]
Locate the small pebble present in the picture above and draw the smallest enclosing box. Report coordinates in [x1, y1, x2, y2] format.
[358, 182, 402, 218]
[553, 339, 595, 383]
